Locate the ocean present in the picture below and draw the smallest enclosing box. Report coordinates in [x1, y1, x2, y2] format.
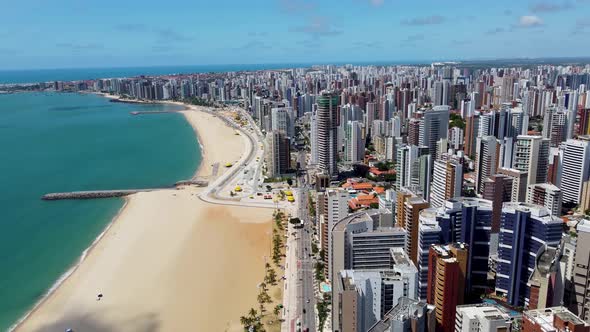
[0, 92, 201, 330]
[0, 61, 429, 85]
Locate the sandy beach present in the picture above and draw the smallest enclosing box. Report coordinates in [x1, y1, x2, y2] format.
[15, 104, 273, 331]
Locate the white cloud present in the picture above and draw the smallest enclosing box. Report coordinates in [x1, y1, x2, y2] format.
[518, 15, 544, 27]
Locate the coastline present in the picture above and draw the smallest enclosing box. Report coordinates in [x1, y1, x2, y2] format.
[8, 198, 130, 332]
[14, 95, 272, 331]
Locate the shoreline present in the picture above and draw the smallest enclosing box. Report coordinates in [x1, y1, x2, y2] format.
[14, 93, 272, 331]
[8, 197, 129, 332]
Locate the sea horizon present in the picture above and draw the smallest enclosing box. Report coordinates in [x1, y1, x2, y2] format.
[3, 56, 590, 85]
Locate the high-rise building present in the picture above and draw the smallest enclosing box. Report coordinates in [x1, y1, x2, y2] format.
[496, 202, 563, 307]
[559, 137, 590, 205]
[527, 246, 565, 310]
[337, 250, 418, 332]
[344, 120, 365, 163]
[526, 183, 563, 217]
[498, 167, 528, 203]
[435, 198, 494, 296]
[465, 113, 480, 158]
[570, 219, 590, 323]
[320, 188, 349, 278]
[310, 107, 318, 165]
[513, 135, 550, 186]
[266, 130, 291, 177]
[317, 90, 339, 176]
[271, 106, 294, 138]
[417, 209, 442, 300]
[429, 159, 463, 209]
[482, 174, 513, 232]
[475, 136, 499, 194]
[426, 243, 468, 332]
[455, 304, 512, 332]
[421, 106, 450, 157]
[522, 307, 590, 332]
[331, 210, 405, 279]
[403, 197, 430, 266]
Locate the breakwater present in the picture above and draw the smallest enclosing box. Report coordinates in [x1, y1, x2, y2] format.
[42, 189, 152, 200]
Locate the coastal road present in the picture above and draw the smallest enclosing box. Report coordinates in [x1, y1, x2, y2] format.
[298, 188, 316, 332]
[282, 187, 316, 332]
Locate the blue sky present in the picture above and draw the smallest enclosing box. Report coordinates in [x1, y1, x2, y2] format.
[1, 0, 589, 69]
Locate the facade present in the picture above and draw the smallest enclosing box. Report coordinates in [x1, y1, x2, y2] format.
[429, 158, 463, 209]
[475, 136, 499, 194]
[559, 137, 590, 205]
[513, 135, 550, 186]
[435, 198, 494, 297]
[321, 188, 350, 278]
[426, 243, 468, 332]
[403, 197, 430, 266]
[455, 304, 512, 332]
[496, 202, 563, 307]
[482, 174, 513, 233]
[266, 130, 290, 177]
[526, 183, 563, 217]
[570, 219, 590, 323]
[498, 167, 528, 203]
[337, 250, 418, 332]
[345, 120, 364, 163]
[417, 209, 442, 300]
[421, 106, 450, 157]
[317, 90, 340, 176]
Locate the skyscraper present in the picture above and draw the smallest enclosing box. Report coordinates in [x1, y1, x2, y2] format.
[514, 135, 550, 186]
[317, 90, 339, 177]
[482, 174, 513, 232]
[426, 243, 468, 332]
[436, 198, 493, 296]
[266, 130, 290, 178]
[429, 159, 463, 209]
[496, 202, 563, 307]
[417, 209, 442, 300]
[421, 106, 450, 157]
[344, 120, 364, 163]
[526, 183, 563, 217]
[559, 137, 590, 205]
[475, 136, 499, 194]
[401, 196, 430, 266]
[570, 219, 590, 323]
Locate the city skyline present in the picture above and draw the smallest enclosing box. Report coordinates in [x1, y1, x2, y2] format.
[2, 0, 590, 70]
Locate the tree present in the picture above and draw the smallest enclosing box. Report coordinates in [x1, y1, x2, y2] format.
[369, 202, 379, 209]
[273, 304, 282, 316]
[286, 178, 293, 186]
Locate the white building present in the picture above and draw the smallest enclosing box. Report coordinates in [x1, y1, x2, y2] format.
[526, 183, 563, 217]
[455, 304, 511, 332]
[513, 135, 550, 186]
[558, 137, 590, 205]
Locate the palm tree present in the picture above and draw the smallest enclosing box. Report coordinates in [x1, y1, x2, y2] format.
[248, 308, 258, 319]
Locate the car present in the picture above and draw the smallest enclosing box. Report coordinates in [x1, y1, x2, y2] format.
[306, 299, 310, 303]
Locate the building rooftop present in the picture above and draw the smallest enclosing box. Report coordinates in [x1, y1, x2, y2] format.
[502, 202, 562, 223]
[524, 307, 589, 331]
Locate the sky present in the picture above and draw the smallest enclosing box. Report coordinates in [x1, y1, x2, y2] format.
[1, 0, 589, 69]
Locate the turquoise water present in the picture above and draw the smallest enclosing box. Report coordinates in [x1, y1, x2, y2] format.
[0, 92, 201, 330]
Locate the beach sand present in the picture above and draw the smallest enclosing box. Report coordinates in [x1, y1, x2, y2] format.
[15, 106, 273, 332]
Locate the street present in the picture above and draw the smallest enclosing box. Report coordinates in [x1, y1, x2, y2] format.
[282, 186, 316, 332]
